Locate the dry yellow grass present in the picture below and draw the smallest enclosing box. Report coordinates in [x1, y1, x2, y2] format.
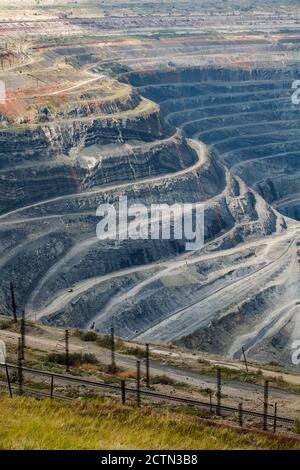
[0, 395, 299, 450]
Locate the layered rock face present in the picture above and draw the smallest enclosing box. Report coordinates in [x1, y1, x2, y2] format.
[129, 67, 300, 220]
[0, 50, 298, 368]
[123, 66, 300, 367]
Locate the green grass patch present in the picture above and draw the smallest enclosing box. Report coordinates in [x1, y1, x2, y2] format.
[0, 395, 299, 450]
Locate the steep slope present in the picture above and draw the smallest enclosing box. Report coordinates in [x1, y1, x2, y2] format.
[123, 67, 300, 366]
[0, 46, 297, 368]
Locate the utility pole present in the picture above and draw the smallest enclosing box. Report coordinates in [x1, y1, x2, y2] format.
[263, 380, 269, 431]
[216, 368, 221, 416]
[242, 347, 248, 372]
[10, 281, 17, 322]
[110, 327, 116, 373]
[145, 343, 150, 388]
[136, 360, 141, 407]
[65, 329, 70, 372]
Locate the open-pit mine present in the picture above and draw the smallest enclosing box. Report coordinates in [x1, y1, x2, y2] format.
[1, 0, 300, 370]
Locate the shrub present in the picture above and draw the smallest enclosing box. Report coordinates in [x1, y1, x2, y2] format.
[151, 375, 175, 386]
[105, 364, 119, 374]
[120, 346, 145, 359]
[46, 352, 98, 366]
[81, 353, 98, 365]
[96, 334, 125, 350]
[79, 331, 98, 342]
[0, 318, 14, 330]
[268, 361, 280, 367]
[96, 335, 111, 349]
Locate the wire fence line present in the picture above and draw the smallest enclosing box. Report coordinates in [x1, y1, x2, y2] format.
[0, 363, 295, 429]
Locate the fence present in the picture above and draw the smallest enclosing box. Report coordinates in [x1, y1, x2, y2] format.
[0, 363, 295, 432]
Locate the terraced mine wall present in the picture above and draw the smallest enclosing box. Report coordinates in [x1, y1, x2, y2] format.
[112, 65, 300, 365]
[37, 90, 141, 122]
[0, 102, 177, 214]
[124, 66, 300, 221]
[0, 83, 225, 317]
[1, 63, 296, 367]
[81, 132, 198, 189]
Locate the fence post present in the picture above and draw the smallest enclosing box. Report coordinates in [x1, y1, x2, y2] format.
[145, 343, 150, 388]
[209, 389, 212, 413]
[263, 380, 269, 431]
[273, 403, 277, 433]
[20, 310, 26, 360]
[5, 363, 12, 398]
[50, 375, 54, 399]
[65, 329, 70, 372]
[136, 360, 141, 407]
[110, 327, 116, 373]
[206, 388, 213, 413]
[18, 337, 23, 396]
[238, 403, 243, 427]
[121, 379, 126, 405]
[216, 368, 221, 416]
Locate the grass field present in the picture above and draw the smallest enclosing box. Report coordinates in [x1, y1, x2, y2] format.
[0, 395, 299, 450]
